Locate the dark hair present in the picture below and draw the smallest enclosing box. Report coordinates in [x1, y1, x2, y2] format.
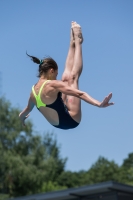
[26, 52, 58, 77]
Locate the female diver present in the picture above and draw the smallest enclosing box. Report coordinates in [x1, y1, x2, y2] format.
[19, 21, 114, 130]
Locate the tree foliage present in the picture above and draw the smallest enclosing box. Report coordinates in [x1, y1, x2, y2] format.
[0, 97, 66, 197]
[84, 157, 120, 185]
[119, 153, 133, 185]
[57, 170, 86, 188]
[0, 96, 133, 199]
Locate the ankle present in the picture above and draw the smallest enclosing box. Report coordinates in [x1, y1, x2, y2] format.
[70, 40, 75, 47]
[75, 39, 82, 45]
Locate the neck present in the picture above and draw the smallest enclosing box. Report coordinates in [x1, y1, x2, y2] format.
[39, 74, 49, 80]
[39, 73, 55, 81]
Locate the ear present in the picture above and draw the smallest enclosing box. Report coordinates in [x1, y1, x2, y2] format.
[50, 68, 54, 73]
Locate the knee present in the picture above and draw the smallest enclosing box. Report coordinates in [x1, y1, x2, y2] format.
[62, 72, 79, 85]
[62, 73, 70, 82]
[68, 72, 78, 85]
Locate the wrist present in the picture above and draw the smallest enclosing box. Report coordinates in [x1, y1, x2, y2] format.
[96, 101, 101, 107]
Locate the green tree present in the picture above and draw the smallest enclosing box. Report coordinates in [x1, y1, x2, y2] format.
[119, 153, 133, 185]
[41, 181, 67, 192]
[42, 133, 67, 183]
[0, 97, 66, 197]
[84, 157, 120, 185]
[57, 170, 86, 188]
[122, 153, 133, 168]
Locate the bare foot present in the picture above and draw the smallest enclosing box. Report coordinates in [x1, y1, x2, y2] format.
[71, 21, 83, 44]
[70, 22, 75, 47]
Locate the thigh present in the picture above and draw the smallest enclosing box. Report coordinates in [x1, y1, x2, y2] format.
[66, 81, 81, 123]
[61, 71, 70, 103]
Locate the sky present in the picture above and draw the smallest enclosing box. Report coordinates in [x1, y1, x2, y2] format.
[0, 0, 133, 172]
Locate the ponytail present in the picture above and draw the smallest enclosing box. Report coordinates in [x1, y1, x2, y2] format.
[26, 52, 41, 64]
[26, 52, 58, 77]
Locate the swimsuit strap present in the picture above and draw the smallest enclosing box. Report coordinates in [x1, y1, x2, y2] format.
[32, 80, 50, 108]
[32, 85, 37, 98]
[38, 80, 50, 98]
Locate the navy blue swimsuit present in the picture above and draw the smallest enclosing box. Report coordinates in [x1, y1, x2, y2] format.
[39, 92, 79, 130]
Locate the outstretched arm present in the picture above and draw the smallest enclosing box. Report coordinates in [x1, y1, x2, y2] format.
[19, 94, 35, 126]
[50, 81, 114, 108]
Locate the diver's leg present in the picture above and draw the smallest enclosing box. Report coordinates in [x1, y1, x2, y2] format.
[66, 22, 83, 123]
[61, 22, 75, 102]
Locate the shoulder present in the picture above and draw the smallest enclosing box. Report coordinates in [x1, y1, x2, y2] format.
[48, 80, 65, 89]
[43, 80, 64, 95]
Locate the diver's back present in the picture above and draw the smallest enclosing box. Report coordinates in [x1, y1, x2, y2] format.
[31, 80, 60, 125]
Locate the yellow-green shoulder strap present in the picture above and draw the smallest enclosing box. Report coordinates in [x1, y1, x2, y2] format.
[32, 85, 37, 98]
[38, 80, 50, 97]
[32, 80, 51, 108]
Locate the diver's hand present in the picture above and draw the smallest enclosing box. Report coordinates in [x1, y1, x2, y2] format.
[99, 93, 114, 108]
[19, 113, 30, 126]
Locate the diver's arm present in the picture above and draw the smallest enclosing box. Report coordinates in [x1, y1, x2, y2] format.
[51, 81, 114, 108]
[19, 95, 35, 126]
